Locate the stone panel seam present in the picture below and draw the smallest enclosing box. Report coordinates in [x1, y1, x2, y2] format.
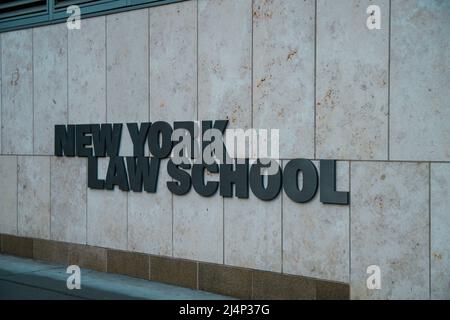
[387, 0, 391, 160]
[148, 254, 151, 280]
[281, 160, 283, 273]
[0, 34, 2, 154]
[126, 192, 129, 250]
[250, 0, 254, 129]
[196, 261, 199, 290]
[251, 269, 254, 299]
[222, 196, 225, 264]
[349, 160, 352, 297]
[32, 29, 35, 155]
[85, 167, 88, 245]
[314, 0, 317, 159]
[16, 155, 18, 235]
[105, 16, 108, 123]
[196, 0, 199, 121]
[171, 186, 174, 257]
[49, 157, 52, 239]
[66, 25, 69, 124]
[428, 162, 431, 299]
[148, 8, 151, 123]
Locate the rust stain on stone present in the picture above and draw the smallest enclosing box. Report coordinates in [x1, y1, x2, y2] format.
[256, 77, 266, 88]
[287, 49, 298, 61]
[277, 108, 285, 118]
[11, 69, 20, 86]
[374, 195, 384, 210]
[253, 0, 273, 20]
[322, 88, 337, 106]
[264, 11, 273, 19]
[211, 63, 221, 74]
[230, 104, 242, 124]
[433, 252, 443, 260]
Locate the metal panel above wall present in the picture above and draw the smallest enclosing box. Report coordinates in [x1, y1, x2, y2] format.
[0, 0, 47, 20]
[0, 0, 186, 32]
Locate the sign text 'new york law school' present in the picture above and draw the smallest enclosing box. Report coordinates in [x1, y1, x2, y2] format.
[54, 120, 349, 205]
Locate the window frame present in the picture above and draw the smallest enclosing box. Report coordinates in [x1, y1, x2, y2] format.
[0, 0, 185, 33]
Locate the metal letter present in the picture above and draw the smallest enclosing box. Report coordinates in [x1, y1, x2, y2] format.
[283, 159, 318, 203]
[319, 160, 349, 205]
[249, 159, 282, 201]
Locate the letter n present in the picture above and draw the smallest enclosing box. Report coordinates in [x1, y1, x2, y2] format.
[55, 125, 75, 156]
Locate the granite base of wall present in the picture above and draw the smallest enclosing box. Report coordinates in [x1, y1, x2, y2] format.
[0, 233, 348, 300]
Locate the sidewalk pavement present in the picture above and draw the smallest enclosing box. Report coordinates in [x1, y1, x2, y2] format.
[0, 254, 233, 300]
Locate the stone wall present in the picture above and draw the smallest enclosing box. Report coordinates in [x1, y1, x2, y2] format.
[0, 0, 449, 299]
